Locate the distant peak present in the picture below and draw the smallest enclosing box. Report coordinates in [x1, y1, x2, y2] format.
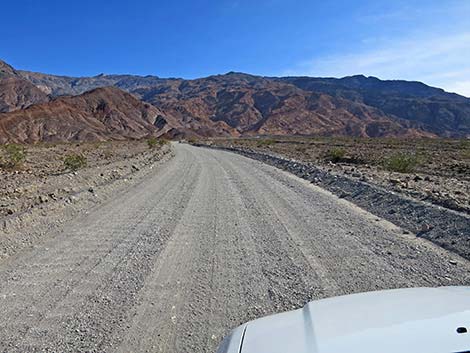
[0, 59, 18, 77]
[224, 71, 253, 77]
[342, 74, 371, 80]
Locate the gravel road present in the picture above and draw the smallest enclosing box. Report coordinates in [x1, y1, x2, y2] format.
[1, 143, 469, 353]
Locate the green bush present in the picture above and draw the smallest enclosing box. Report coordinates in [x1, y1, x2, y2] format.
[384, 153, 418, 173]
[147, 137, 158, 149]
[147, 137, 168, 149]
[64, 154, 87, 171]
[326, 147, 346, 163]
[2, 144, 26, 168]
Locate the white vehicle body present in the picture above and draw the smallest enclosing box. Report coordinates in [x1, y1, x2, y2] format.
[217, 287, 470, 353]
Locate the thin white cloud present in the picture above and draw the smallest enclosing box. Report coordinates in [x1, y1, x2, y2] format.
[445, 81, 470, 97]
[285, 32, 470, 97]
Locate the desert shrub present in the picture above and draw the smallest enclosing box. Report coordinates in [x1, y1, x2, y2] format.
[147, 137, 168, 149]
[460, 139, 470, 159]
[326, 147, 346, 163]
[1, 144, 26, 168]
[147, 137, 158, 148]
[64, 153, 87, 171]
[384, 153, 418, 173]
[257, 139, 275, 147]
[459, 139, 470, 148]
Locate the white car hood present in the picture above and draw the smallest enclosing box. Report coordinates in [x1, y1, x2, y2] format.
[232, 287, 470, 353]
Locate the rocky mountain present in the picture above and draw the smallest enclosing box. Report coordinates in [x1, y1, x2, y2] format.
[0, 77, 50, 113]
[17, 70, 171, 96]
[132, 73, 431, 138]
[0, 87, 181, 143]
[280, 75, 470, 137]
[0, 60, 20, 79]
[0, 60, 50, 113]
[0, 59, 469, 141]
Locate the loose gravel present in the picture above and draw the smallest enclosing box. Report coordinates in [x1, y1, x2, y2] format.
[200, 144, 470, 261]
[0, 143, 469, 353]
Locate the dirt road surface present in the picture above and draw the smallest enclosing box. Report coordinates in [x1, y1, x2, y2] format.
[1, 143, 469, 352]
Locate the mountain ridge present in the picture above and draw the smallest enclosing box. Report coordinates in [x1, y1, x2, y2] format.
[0, 59, 468, 141]
[0, 86, 181, 143]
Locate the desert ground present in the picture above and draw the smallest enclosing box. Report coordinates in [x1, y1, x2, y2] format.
[0, 141, 468, 352]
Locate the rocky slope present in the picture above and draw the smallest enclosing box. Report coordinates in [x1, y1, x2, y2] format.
[0, 77, 49, 113]
[0, 60, 50, 113]
[280, 75, 470, 137]
[0, 87, 181, 143]
[0, 60, 20, 79]
[1, 59, 469, 140]
[134, 73, 432, 138]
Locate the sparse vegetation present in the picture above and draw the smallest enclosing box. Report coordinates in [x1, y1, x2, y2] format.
[257, 139, 275, 147]
[460, 139, 470, 159]
[147, 137, 158, 148]
[63, 153, 87, 171]
[384, 153, 419, 173]
[1, 144, 27, 169]
[326, 147, 346, 163]
[147, 137, 168, 149]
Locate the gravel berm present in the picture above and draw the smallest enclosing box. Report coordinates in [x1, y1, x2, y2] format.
[0, 143, 469, 352]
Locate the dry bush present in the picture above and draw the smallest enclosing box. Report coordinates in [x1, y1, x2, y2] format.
[64, 153, 87, 171]
[257, 139, 275, 147]
[325, 147, 346, 163]
[384, 153, 419, 173]
[147, 137, 168, 149]
[1, 144, 27, 169]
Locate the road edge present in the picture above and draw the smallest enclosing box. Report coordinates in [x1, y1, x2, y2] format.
[194, 143, 470, 261]
[0, 145, 175, 263]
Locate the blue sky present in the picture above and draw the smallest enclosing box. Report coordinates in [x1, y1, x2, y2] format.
[1, 0, 469, 96]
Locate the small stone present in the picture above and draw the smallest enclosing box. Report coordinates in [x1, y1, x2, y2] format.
[88, 187, 94, 193]
[449, 260, 458, 265]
